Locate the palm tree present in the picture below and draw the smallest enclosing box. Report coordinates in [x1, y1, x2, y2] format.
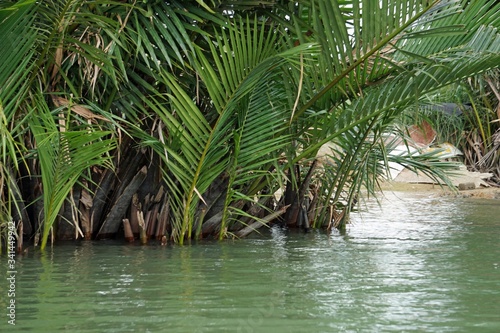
[1, 0, 499, 249]
[275, 0, 500, 229]
[0, 0, 128, 249]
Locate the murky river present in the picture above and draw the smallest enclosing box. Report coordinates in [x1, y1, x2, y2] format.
[1, 191, 499, 332]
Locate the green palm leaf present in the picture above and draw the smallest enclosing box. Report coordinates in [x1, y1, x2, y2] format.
[142, 17, 314, 242]
[29, 96, 115, 250]
[278, 0, 500, 228]
[0, 0, 38, 229]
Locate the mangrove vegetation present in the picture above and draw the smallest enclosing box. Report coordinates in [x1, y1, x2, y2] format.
[1, 0, 499, 251]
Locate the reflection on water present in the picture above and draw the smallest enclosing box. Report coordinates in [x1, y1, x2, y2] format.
[1, 192, 500, 332]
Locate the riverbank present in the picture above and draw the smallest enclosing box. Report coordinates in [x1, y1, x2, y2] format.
[379, 181, 500, 199]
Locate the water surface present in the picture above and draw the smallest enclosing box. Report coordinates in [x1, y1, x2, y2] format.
[1, 191, 499, 332]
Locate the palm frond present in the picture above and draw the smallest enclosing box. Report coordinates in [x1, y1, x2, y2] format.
[29, 95, 116, 250]
[141, 16, 314, 242]
[286, 0, 500, 229]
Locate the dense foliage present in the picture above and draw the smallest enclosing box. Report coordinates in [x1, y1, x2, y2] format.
[1, 0, 499, 250]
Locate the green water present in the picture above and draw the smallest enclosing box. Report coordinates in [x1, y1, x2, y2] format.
[1, 192, 500, 332]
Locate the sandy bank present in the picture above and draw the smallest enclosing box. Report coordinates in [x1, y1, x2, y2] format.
[378, 181, 500, 200]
